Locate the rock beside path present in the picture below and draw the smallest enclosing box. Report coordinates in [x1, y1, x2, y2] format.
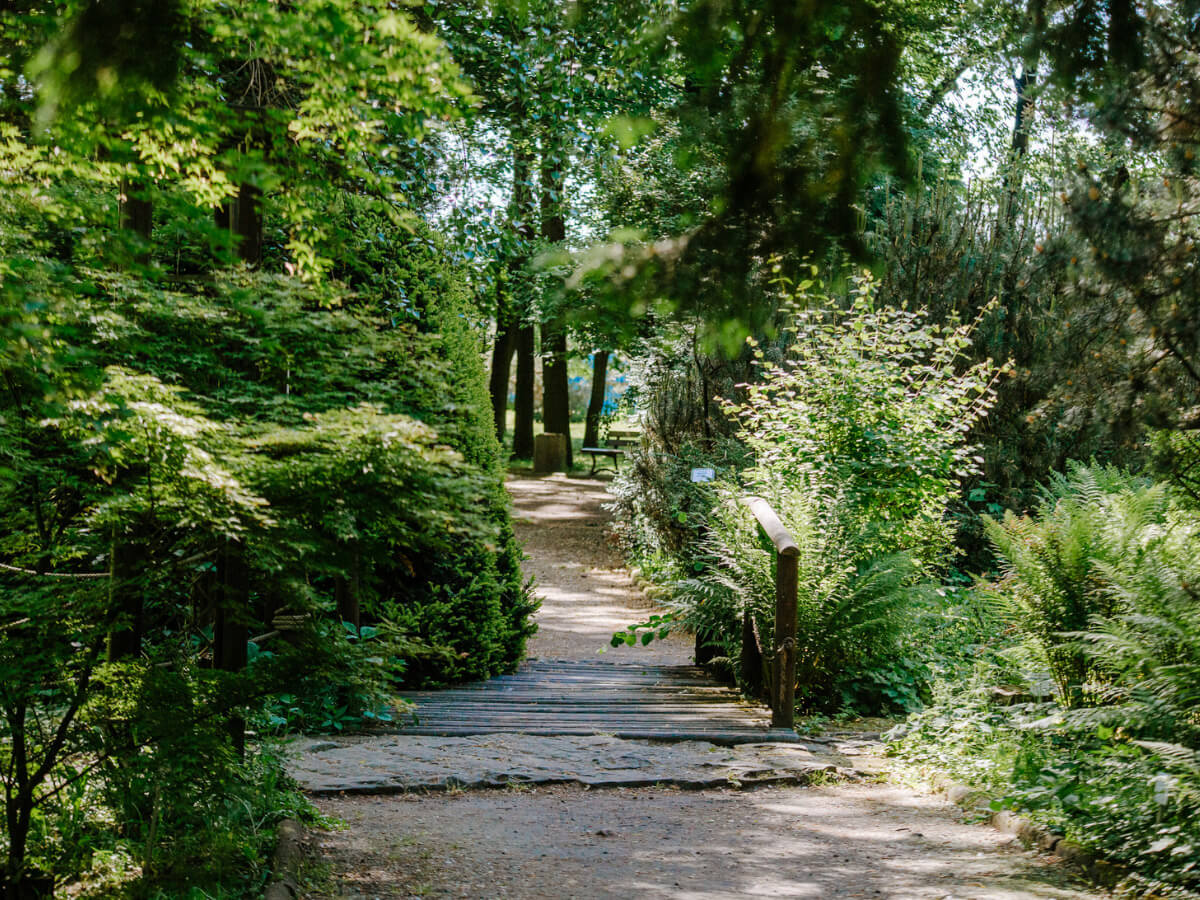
[287, 733, 852, 795]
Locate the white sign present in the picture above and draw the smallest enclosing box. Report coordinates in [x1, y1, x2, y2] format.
[690, 467, 716, 483]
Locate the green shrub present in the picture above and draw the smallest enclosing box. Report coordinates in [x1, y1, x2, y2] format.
[0, 264, 535, 892]
[608, 436, 744, 564]
[729, 272, 1003, 573]
[686, 481, 934, 710]
[329, 198, 537, 676]
[641, 272, 1003, 712]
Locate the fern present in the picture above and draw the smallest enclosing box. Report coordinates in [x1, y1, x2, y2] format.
[983, 462, 1166, 706]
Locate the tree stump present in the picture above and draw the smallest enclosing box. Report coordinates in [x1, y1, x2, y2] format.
[533, 432, 568, 472]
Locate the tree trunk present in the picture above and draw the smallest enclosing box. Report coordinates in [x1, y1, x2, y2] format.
[119, 178, 153, 266]
[539, 139, 572, 468]
[513, 325, 536, 458]
[216, 544, 250, 757]
[533, 432, 568, 473]
[4, 702, 30, 894]
[1000, 0, 1046, 226]
[582, 350, 609, 447]
[212, 174, 260, 755]
[541, 325, 572, 468]
[106, 533, 142, 661]
[109, 167, 151, 657]
[503, 122, 536, 454]
[693, 327, 713, 447]
[216, 182, 263, 266]
[489, 307, 517, 443]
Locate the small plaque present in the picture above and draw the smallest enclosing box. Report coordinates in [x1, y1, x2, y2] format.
[690, 467, 716, 483]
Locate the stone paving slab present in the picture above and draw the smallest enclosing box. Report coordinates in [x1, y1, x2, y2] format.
[287, 733, 851, 795]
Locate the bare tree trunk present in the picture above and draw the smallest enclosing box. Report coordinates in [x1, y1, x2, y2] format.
[539, 139, 572, 468]
[505, 119, 537, 456]
[489, 313, 516, 443]
[1000, 0, 1046, 227]
[513, 326, 536, 458]
[582, 350, 609, 447]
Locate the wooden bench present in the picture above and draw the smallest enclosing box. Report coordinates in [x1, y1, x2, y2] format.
[580, 446, 624, 475]
[580, 428, 641, 476]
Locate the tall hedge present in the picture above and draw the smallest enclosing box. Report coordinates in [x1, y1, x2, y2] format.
[332, 197, 536, 683]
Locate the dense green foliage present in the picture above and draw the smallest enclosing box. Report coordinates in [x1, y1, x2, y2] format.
[890, 465, 1200, 894]
[5, 0, 1200, 894]
[0, 2, 533, 895]
[612, 276, 1000, 712]
[601, 1, 1200, 889]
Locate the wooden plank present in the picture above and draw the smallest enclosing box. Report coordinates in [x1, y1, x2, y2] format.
[389, 727, 794, 745]
[383, 660, 788, 744]
[401, 716, 765, 724]
[406, 696, 754, 704]
[403, 704, 757, 711]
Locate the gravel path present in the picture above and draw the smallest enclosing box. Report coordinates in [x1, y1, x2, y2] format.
[302, 473, 1105, 899]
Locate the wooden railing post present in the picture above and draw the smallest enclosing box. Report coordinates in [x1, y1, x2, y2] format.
[773, 548, 798, 730]
[742, 497, 800, 730]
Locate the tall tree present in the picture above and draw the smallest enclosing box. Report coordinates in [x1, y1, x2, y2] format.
[1036, 0, 1200, 489]
[539, 134, 573, 466]
[1000, 0, 1047, 226]
[511, 128, 539, 458]
[582, 350, 609, 448]
[432, 0, 674, 454]
[0, 2, 487, 890]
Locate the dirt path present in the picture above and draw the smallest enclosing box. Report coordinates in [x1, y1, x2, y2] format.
[311, 784, 1095, 899]
[304, 474, 1104, 899]
[508, 472, 692, 664]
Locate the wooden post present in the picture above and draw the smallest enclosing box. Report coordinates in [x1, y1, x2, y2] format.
[742, 497, 800, 730]
[773, 549, 799, 729]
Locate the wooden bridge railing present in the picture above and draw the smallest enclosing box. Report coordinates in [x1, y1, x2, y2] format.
[741, 496, 799, 730]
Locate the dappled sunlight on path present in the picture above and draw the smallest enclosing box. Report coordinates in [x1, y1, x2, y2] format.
[302, 472, 1105, 900]
[312, 783, 1100, 899]
[508, 472, 693, 664]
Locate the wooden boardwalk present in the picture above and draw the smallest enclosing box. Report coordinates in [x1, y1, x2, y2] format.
[390, 660, 799, 745]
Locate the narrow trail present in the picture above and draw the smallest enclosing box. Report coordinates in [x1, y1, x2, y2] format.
[508, 472, 692, 664]
[300, 473, 1105, 899]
